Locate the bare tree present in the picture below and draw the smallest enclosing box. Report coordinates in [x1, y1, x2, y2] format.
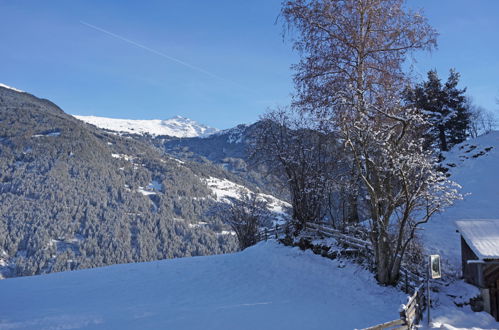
[253, 108, 343, 232]
[219, 190, 271, 250]
[467, 98, 497, 138]
[282, 0, 460, 285]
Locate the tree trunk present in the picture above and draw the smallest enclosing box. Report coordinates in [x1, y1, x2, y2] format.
[346, 192, 359, 223]
[375, 234, 399, 285]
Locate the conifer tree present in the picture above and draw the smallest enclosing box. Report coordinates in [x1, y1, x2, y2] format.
[407, 69, 470, 152]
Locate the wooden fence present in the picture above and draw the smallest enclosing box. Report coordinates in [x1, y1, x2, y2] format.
[359, 286, 426, 329]
[258, 223, 285, 241]
[400, 284, 426, 328]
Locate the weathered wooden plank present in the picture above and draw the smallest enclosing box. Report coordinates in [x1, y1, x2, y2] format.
[361, 318, 405, 330]
[406, 299, 418, 312]
[315, 230, 371, 251]
[307, 223, 374, 248]
[391, 326, 409, 330]
[405, 306, 416, 323]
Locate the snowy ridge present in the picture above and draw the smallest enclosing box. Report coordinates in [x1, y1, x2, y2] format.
[0, 83, 24, 93]
[73, 115, 219, 138]
[213, 124, 248, 144]
[204, 177, 291, 223]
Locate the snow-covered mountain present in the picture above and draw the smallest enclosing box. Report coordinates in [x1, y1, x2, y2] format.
[0, 84, 245, 279]
[73, 115, 219, 138]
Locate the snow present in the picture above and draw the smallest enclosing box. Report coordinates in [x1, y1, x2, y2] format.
[188, 221, 208, 228]
[137, 187, 156, 196]
[147, 179, 163, 192]
[205, 177, 244, 201]
[73, 115, 219, 138]
[0, 241, 409, 330]
[456, 220, 499, 260]
[426, 280, 497, 329]
[219, 230, 236, 236]
[137, 180, 163, 197]
[32, 130, 61, 138]
[204, 177, 290, 223]
[422, 131, 499, 273]
[212, 124, 247, 143]
[2, 125, 497, 328]
[0, 83, 24, 93]
[412, 131, 499, 328]
[111, 153, 134, 162]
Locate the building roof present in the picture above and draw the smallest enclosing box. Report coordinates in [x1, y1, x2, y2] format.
[456, 220, 499, 260]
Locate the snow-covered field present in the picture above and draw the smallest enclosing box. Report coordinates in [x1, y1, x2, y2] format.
[73, 115, 219, 138]
[0, 242, 409, 330]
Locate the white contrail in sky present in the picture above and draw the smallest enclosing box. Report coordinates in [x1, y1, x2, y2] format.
[80, 21, 238, 85]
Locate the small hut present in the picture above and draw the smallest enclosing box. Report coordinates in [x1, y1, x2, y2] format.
[456, 220, 499, 320]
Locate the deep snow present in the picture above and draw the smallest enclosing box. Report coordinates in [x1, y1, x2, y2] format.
[416, 131, 499, 329]
[0, 241, 408, 330]
[422, 131, 499, 274]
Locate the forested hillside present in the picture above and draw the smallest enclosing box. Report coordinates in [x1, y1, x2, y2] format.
[0, 85, 246, 278]
[156, 122, 289, 200]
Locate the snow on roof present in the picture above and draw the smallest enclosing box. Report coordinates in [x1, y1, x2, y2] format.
[456, 220, 499, 260]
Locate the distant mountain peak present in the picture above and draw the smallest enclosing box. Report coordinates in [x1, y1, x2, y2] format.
[73, 115, 219, 138]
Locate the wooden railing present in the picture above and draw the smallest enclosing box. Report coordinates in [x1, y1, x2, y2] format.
[258, 223, 285, 241]
[363, 284, 426, 329]
[360, 318, 406, 330]
[400, 284, 426, 329]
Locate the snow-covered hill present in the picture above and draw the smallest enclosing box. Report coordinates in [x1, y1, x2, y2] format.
[204, 176, 291, 223]
[0, 241, 408, 330]
[73, 115, 219, 138]
[422, 131, 499, 273]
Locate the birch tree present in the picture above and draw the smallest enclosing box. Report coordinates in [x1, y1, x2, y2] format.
[282, 0, 460, 284]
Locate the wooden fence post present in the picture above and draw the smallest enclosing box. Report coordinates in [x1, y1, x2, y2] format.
[405, 269, 409, 294]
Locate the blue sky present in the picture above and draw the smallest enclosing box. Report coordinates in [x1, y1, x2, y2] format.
[1, 0, 498, 129]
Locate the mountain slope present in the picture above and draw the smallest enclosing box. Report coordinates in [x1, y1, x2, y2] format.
[0, 241, 408, 330]
[422, 131, 499, 273]
[73, 115, 219, 138]
[159, 122, 288, 200]
[0, 85, 239, 278]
